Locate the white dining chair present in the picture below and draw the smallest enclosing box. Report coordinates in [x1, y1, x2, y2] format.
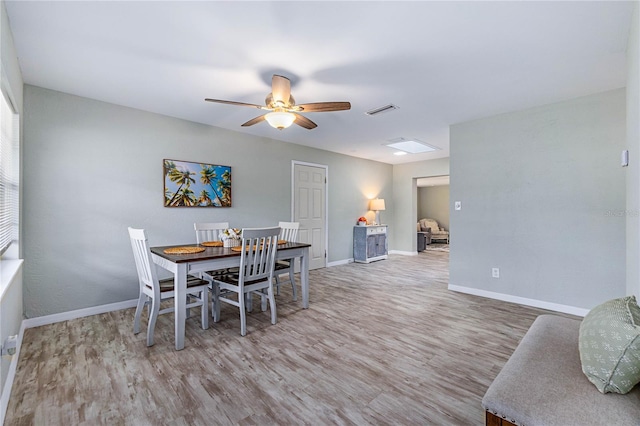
[194, 222, 237, 315]
[129, 227, 209, 346]
[274, 221, 299, 301]
[194, 222, 229, 245]
[210, 227, 280, 336]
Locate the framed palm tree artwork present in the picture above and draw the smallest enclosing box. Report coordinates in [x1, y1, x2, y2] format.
[163, 159, 231, 207]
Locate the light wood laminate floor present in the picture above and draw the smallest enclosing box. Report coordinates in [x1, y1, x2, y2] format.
[5, 252, 574, 425]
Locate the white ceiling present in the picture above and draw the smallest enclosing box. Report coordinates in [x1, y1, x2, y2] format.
[4, 1, 635, 165]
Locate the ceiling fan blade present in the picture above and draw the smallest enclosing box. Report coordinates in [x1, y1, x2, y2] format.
[241, 115, 266, 127]
[271, 75, 291, 105]
[292, 113, 317, 130]
[295, 102, 351, 112]
[205, 98, 265, 109]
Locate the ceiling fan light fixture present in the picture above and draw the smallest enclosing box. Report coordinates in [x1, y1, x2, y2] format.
[265, 111, 296, 130]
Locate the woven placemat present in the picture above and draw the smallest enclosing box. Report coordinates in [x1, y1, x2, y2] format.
[201, 241, 223, 247]
[231, 240, 288, 252]
[163, 246, 206, 254]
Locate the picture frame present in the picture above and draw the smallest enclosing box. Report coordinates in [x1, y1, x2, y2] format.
[163, 159, 231, 207]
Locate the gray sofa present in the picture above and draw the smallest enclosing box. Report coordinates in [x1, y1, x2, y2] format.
[482, 315, 640, 425]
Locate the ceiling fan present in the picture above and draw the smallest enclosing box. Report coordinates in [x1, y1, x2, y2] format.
[205, 74, 351, 130]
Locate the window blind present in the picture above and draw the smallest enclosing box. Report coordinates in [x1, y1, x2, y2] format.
[0, 90, 18, 255]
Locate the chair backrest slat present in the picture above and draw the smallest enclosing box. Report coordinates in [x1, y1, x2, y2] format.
[194, 222, 230, 243]
[240, 227, 280, 285]
[278, 221, 299, 242]
[128, 227, 160, 298]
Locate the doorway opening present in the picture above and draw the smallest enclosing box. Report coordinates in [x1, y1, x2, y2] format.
[416, 175, 450, 253]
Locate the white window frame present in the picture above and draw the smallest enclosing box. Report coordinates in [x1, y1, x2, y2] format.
[0, 85, 19, 257]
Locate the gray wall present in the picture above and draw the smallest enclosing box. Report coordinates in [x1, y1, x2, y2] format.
[417, 185, 450, 231]
[450, 89, 626, 310]
[627, 3, 639, 298]
[22, 85, 392, 317]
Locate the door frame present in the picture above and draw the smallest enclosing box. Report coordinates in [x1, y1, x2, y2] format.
[291, 160, 328, 268]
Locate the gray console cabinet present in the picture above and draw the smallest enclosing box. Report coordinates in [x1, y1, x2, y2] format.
[353, 225, 388, 263]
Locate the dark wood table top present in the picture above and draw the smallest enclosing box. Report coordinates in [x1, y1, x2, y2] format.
[150, 241, 311, 263]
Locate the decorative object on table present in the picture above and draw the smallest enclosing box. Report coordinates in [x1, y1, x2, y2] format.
[357, 216, 367, 226]
[369, 198, 385, 225]
[220, 228, 242, 247]
[205, 74, 351, 130]
[162, 246, 206, 255]
[163, 159, 231, 207]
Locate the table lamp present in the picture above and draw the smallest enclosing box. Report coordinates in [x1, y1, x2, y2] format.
[369, 198, 385, 225]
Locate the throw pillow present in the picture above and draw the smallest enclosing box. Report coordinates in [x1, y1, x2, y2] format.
[578, 295, 640, 394]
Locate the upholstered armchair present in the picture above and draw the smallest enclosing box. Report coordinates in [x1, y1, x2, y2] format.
[418, 218, 449, 243]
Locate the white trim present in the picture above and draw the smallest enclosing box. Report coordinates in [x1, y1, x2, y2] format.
[389, 250, 417, 256]
[0, 319, 25, 425]
[22, 298, 139, 329]
[291, 160, 329, 268]
[328, 258, 352, 267]
[0, 259, 22, 301]
[448, 284, 589, 317]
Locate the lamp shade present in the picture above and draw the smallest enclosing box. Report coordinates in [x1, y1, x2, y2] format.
[369, 198, 385, 211]
[265, 111, 296, 130]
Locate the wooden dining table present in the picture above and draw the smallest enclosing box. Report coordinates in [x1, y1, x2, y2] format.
[150, 241, 311, 350]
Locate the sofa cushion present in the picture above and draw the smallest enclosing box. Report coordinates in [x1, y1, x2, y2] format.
[483, 315, 640, 426]
[579, 296, 640, 394]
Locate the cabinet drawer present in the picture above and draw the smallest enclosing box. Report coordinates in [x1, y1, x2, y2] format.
[366, 226, 385, 235]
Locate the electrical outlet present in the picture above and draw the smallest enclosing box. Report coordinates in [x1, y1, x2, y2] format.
[455, 201, 461, 211]
[492, 268, 500, 278]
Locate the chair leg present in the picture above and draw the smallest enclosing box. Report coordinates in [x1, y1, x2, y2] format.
[238, 291, 247, 336]
[200, 288, 209, 330]
[275, 274, 281, 295]
[246, 293, 253, 312]
[260, 290, 268, 311]
[147, 296, 160, 347]
[211, 284, 221, 323]
[267, 284, 277, 325]
[133, 294, 146, 334]
[289, 269, 297, 301]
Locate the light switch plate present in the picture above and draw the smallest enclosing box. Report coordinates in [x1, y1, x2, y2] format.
[454, 201, 461, 211]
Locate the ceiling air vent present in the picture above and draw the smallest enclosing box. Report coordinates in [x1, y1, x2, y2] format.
[365, 104, 399, 116]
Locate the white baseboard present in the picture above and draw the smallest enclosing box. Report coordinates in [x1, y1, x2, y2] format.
[389, 250, 417, 256]
[328, 258, 353, 267]
[448, 284, 589, 317]
[22, 298, 139, 329]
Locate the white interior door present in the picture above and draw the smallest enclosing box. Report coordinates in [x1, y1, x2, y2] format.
[292, 162, 327, 270]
